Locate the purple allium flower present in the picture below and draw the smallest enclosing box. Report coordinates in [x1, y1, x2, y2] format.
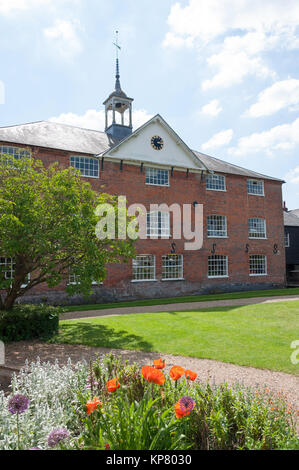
[179, 396, 195, 414]
[48, 428, 70, 448]
[8, 394, 30, 415]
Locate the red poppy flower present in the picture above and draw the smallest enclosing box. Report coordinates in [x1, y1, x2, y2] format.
[106, 377, 120, 393]
[184, 370, 197, 381]
[142, 366, 165, 385]
[86, 397, 102, 415]
[153, 358, 165, 370]
[169, 366, 185, 381]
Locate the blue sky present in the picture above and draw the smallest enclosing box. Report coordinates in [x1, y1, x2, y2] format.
[0, 0, 298, 209]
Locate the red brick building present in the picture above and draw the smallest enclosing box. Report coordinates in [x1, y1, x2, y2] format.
[0, 63, 286, 305]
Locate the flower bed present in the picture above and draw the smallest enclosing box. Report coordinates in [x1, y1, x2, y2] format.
[0, 354, 298, 450]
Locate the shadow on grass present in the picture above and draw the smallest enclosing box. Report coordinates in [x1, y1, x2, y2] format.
[56, 322, 153, 351]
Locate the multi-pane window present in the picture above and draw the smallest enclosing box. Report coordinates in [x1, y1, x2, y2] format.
[248, 218, 266, 238]
[70, 156, 99, 178]
[249, 255, 267, 275]
[69, 271, 80, 285]
[0, 257, 30, 286]
[247, 179, 264, 196]
[208, 255, 228, 278]
[206, 174, 226, 191]
[162, 255, 183, 280]
[207, 215, 227, 237]
[285, 233, 290, 248]
[68, 269, 100, 285]
[0, 257, 14, 280]
[147, 211, 170, 238]
[132, 255, 156, 281]
[0, 146, 31, 162]
[146, 167, 169, 186]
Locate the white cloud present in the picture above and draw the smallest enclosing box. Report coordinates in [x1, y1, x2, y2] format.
[202, 32, 276, 90]
[49, 108, 153, 132]
[201, 99, 222, 116]
[246, 79, 299, 117]
[285, 166, 299, 184]
[229, 118, 299, 157]
[201, 129, 233, 151]
[165, 0, 299, 45]
[164, 1, 299, 89]
[43, 19, 83, 59]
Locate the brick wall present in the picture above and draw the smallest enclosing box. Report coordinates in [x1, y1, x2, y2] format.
[1, 143, 286, 304]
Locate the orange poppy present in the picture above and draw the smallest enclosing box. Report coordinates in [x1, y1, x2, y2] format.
[169, 366, 185, 381]
[153, 358, 165, 370]
[184, 370, 197, 381]
[86, 397, 102, 415]
[106, 377, 120, 393]
[142, 366, 165, 385]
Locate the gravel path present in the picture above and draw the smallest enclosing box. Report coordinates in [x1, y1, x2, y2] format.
[4, 340, 299, 410]
[61, 295, 299, 320]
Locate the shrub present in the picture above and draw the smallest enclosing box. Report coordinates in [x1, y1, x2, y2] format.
[0, 359, 88, 450]
[0, 304, 61, 342]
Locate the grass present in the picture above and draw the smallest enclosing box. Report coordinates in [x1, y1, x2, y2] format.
[63, 287, 299, 313]
[54, 300, 299, 374]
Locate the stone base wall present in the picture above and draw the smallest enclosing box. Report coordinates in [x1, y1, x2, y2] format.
[16, 280, 286, 307]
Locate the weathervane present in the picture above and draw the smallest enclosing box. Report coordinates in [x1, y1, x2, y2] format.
[113, 30, 121, 59]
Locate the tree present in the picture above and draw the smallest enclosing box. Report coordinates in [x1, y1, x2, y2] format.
[0, 154, 135, 310]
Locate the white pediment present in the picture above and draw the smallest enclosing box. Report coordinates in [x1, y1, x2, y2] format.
[102, 115, 207, 172]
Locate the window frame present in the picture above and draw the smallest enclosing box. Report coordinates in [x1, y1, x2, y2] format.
[247, 179, 265, 196]
[145, 167, 170, 187]
[249, 255, 267, 276]
[0, 257, 30, 288]
[248, 218, 267, 239]
[207, 215, 228, 238]
[208, 255, 229, 279]
[132, 254, 156, 282]
[70, 155, 99, 178]
[147, 211, 171, 238]
[284, 232, 290, 248]
[206, 174, 226, 192]
[162, 254, 184, 281]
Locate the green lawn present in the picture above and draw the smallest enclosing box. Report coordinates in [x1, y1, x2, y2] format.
[63, 287, 299, 313]
[54, 301, 299, 374]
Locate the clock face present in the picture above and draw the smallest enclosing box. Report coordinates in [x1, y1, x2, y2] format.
[151, 135, 164, 150]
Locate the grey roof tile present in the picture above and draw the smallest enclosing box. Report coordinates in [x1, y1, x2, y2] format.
[284, 211, 299, 226]
[0, 120, 284, 181]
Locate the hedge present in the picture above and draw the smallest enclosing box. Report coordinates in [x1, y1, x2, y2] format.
[0, 304, 60, 342]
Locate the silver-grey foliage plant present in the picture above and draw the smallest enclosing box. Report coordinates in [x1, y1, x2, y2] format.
[0, 359, 88, 450]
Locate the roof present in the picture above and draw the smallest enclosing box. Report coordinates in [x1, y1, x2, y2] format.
[193, 150, 284, 182]
[0, 121, 121, 155]
[0, 119, 284, 181]
[284, 211, 299, 227]
[290, 209, 299, 218]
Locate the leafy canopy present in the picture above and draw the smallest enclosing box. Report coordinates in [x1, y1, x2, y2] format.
[0, 154, 135, 309]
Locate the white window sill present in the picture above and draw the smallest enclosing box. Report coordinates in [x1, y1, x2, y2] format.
[207, 236, 228, 239]
[248, 237, 267, 240]
[249, 274, 268, 277]
[131, 279, 157, 283]
[146, 183, 170, 187]
[161, 278, 185, 281]
[208, 275, 229, 279]
[206, 188, 226, 192]
[248, 193, 265, 197]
